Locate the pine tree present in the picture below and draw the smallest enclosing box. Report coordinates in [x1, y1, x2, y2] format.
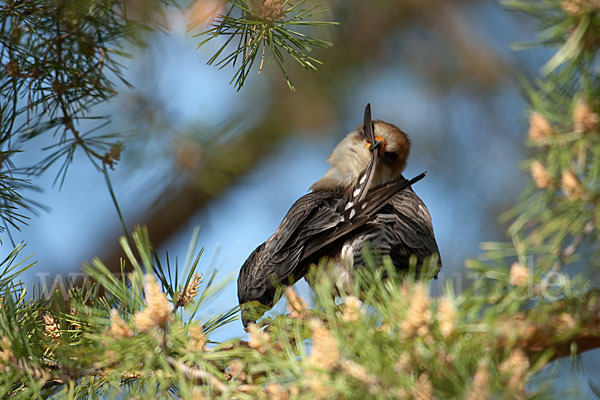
[1, 0, 600, 398]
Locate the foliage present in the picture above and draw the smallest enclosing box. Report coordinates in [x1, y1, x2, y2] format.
[0, 0, 334, 239]
[0, 227, 596, 399]
[0, 0, 165, 236]
[502, 0, 600, 283]
[0, 0, 600, 399]
[195, 0, 337, 91]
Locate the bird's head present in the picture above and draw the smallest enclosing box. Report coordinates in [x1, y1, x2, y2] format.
[311, 118, 411, 191]
[362, 120, 411, 178]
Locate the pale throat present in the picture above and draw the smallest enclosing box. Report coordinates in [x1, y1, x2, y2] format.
[311, 144, 398, 191]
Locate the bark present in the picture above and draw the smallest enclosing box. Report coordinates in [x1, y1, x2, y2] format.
[498, 289, 600, 362]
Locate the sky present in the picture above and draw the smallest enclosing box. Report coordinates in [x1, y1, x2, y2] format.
[0, 0, 542, 344]
[2, 1, 600, 396]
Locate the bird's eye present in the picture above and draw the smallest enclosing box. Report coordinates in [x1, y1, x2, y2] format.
[382, 152, 398, 164]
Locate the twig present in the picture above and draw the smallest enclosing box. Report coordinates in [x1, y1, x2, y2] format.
[559, 220, 595, 263]
[244, 26, 254, 60]
[165, 356, 227, 393]
[497, 289, 600, 362]
[102, 164, 133, 246]
[52, 15, 112, 168]
[258, 36, 266, 76]
[41, 379, 66, 390]
[542, 220, 595, 291]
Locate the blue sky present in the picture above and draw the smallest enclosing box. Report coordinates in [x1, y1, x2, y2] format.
[3, 1, 599, 396]
[6, 0, 535, 338]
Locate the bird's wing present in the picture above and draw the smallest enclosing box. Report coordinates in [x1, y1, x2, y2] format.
[384, 188, 441, 275]
[389, 189, 438, 251]
[268, 191, 341, 255]
[301, 173, 427, 265]
[237, 190, 343, 306]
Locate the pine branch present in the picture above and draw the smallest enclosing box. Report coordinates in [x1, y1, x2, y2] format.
[165, 356, 227, 392]
[498, 289, 600, 362]
[541, 219, 595, 291]
[195, 0, 337, 90]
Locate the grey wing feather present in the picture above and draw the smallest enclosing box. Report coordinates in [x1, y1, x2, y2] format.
[380, 188, 441, 273]
[301, 174, 426, 263]
[348, 187, 441, 277]
[268, 193, 338, 254]
[391, 190, 439, 251]
[237, 191, 343, 306]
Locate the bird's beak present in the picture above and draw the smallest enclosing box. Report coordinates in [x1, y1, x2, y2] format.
[362, 103, 385, 154]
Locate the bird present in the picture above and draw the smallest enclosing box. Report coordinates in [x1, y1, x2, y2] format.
[237, 104, 441, 327]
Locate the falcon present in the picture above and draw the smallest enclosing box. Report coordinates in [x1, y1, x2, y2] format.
[238, 104, 441, 326]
